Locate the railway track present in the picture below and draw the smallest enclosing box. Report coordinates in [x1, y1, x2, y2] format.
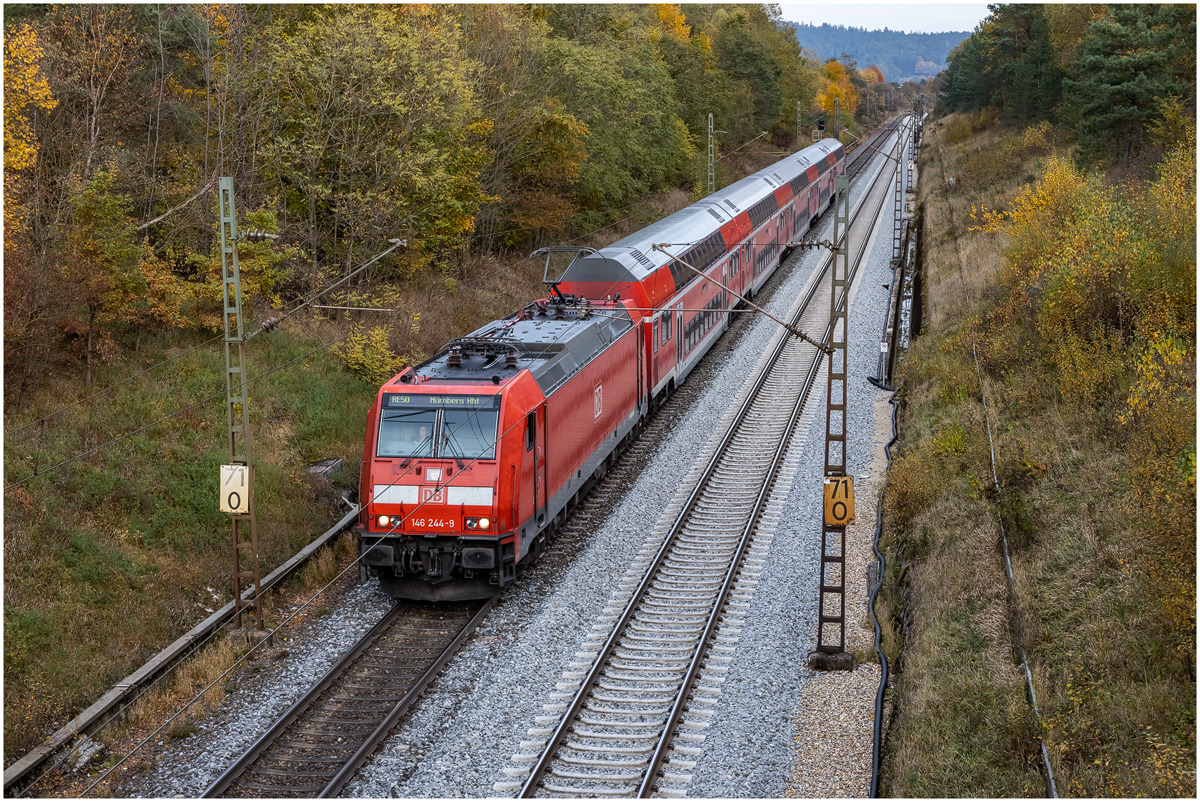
[504, 118, 909, 798]
[203, 597, 496, 798]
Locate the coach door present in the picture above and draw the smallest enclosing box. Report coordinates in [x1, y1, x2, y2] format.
[651, 317, 660, 388]
[535, 405, 547, 527]
[675, 302, 684, 366]
[721, 268, 728, 325]
[519, 411, 536, 530]
[636, 324, 644, 411]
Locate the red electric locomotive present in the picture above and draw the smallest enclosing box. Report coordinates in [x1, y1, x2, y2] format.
[358, 139, 845, 600]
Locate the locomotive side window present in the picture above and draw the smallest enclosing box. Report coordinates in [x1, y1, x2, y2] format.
[377, 408, 437, 458]
[442, 409, 501, 460]
[525, 412, 536, 451]
[653, 320, 659, 353]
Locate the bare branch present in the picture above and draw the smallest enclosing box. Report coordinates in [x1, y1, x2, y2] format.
[137, 179, 215, 231]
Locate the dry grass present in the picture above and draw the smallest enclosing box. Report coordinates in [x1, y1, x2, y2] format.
[878, 113, 1195, 797]
[295, 544, 338, 592]
[123, 636, 245, 731]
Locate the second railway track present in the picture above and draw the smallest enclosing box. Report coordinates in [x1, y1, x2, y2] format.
[505, 119, 908, 798]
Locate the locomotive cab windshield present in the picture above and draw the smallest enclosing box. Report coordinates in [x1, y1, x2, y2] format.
[376, 394, 500, 461]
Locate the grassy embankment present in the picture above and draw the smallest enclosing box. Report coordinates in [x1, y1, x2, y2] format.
[876, 112, 1195, 796]
[1, 248, 553, 760]
[3, 144, 805, 761]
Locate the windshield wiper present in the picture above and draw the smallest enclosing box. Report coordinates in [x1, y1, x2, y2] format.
[441, 437, 467, 470]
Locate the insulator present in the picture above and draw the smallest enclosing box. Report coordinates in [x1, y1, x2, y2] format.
[260, 316, 280, 332]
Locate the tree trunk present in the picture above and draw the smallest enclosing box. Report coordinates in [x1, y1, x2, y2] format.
[86, 317, 94, 391]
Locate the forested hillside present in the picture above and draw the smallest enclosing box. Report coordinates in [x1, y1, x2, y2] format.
[2, 3, 904, 403]
[878, 2, 1195, 796]
[789, 22, 969, 83]
[936, 3, 1195, 168]
[2, 3, 910, 761]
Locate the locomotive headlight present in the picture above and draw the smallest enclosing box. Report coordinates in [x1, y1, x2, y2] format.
[377, 515, 391, 527]
[478, 517, 491, 530]
[465, 517, 490, 530]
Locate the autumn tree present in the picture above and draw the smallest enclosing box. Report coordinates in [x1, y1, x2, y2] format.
[647, 5, 729, 145]
[257, 5, 495, 285]
[817, 59, 858, 117]
[457, 5, 588, 250]
[542, 26, 692, 215]
[4, 22, 59, 405]
[861, 64, 886, 84]
[42, 5, 141, 180]
[712, 8, 784, 140]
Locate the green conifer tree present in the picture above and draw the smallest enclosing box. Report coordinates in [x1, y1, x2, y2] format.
[1065, 4, 1197, 167]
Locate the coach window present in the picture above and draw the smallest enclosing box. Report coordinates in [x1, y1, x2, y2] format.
[525, 412, 536, 451]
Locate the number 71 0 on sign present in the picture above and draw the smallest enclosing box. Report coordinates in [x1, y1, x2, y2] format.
[823, 475, 855, 526]
[220, 464, 250, 514]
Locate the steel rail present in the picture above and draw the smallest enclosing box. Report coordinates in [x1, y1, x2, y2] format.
[203, 594, 496, 798]
[518, 122, 903, 798]
[3, 505, 362, 797]
[638, 268, 827, 798]
[202, 603, 407, 797]
[641, 118, 907, 798]
[318, 594, 499, 798]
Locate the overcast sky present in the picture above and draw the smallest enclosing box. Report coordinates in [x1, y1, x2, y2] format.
[777, 3, 991, 34]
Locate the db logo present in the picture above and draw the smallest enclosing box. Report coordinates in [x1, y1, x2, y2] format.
[422, 487, 445, 504]
[594, 384, 603, 420]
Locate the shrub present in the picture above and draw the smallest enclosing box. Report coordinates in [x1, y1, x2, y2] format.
[334, 324, 404, 385]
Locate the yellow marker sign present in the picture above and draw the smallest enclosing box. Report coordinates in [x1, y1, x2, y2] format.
[823, 475, 855, 526]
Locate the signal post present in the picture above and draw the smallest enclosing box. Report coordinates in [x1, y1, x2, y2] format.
[218, 178, 263, 631]
[811, 172, 854, 671]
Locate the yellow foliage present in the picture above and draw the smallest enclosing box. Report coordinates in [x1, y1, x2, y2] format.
[650, 4, 691, 42]
[334, 324, 405, 385]
[816, 61, 858, 117]
[3, 24, 56, 174]
[969, 155, 1085, 235]
[1121, 330, 1190, 425]
[4, 24, 57, 248]
[1150, 138, 1196, 243]
[1019, 120, 1053, 153]
[822, 60, 847, 83]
